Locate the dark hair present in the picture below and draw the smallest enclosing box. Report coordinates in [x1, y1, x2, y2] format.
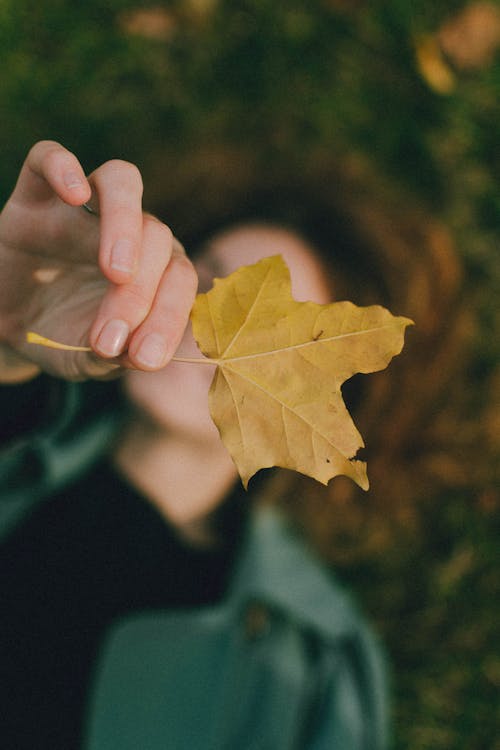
[153, 148, 486, 564]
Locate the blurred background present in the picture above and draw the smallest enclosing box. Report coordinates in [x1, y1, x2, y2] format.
[1, 1, 498, 747]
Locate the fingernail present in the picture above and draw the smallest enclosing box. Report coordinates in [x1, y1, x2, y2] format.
[111, 238, 134, 273]
[136, 333, 167, 369]
[95, 319, 129, 357]
[64, 170, 84, 189]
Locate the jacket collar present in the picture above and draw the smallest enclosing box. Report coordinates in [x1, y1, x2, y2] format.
[228, 506, 360, 641]
[0, 381, 123, 540]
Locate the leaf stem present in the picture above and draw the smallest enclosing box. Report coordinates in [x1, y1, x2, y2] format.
[171, 355, 219, 365]
[26, 332, 218, 365]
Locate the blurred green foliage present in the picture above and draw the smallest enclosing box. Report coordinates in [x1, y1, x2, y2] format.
[0, 1, 498, 356]
[1, 1, 499, 747]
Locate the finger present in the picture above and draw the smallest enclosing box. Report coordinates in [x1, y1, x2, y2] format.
[89, 159, 144, 285]
[126, 238, 198, 370]
[17, 140, 91, 206]
[89, 215, 173, 361]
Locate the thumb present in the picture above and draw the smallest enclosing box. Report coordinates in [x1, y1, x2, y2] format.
[13, 140, 91, 207]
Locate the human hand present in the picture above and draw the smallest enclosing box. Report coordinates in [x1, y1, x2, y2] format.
[0, 141, 197, 381]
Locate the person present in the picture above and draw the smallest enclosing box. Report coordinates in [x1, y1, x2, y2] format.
[0, 141, 387, 749]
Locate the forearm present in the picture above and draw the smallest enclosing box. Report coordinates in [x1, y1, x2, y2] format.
[0, 225, 41, 382]
[0, 344, 41, 383]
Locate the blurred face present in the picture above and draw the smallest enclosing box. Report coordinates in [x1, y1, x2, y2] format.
[124, 224, 331, 440]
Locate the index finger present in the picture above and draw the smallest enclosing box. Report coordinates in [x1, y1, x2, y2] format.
[88, 159, 144, 285]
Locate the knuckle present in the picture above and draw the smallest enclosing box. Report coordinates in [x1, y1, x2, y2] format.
[145, 214, 173, 243]
[160, 307, 189, 340]
[157, 220, 174, 245]
[117, 284, 151, 319]
[175, 254, 198, 295]
[37, 142, 75, 171]
[104, 160, 143, 192]
[143, 219, 175, 266]
[31, 139, 62, 156]
[172, 236, 187, 256]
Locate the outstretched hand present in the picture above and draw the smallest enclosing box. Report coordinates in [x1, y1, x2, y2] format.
[0, 141, 197, 381]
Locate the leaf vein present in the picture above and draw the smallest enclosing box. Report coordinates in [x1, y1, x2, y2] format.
[221, 367, 247, 454]
[223, 364, 353, 456]
[206, 290, 221, 356]
[221, 264, 274, 359]
[281, 403, 293, 458]
[222, 322, 402, 363]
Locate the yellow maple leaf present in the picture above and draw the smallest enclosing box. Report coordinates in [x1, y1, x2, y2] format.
[191, 255, 413, 489]
[27, 255, 413, 489]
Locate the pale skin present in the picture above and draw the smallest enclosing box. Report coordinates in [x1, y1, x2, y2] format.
[117, 225, 331, 542]
[0, 141, 330, 543]
[0, 140, 198, 381]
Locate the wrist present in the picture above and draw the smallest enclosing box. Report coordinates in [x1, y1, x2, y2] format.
[0, 342, 41, 383]
[0, 239, 42, 381]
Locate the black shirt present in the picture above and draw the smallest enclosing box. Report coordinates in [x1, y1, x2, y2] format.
[0, 460, 243, 749]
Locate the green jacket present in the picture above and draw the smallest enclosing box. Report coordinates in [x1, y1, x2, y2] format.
[86, 508, 388, 750]
[1, 379, 388, 749]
